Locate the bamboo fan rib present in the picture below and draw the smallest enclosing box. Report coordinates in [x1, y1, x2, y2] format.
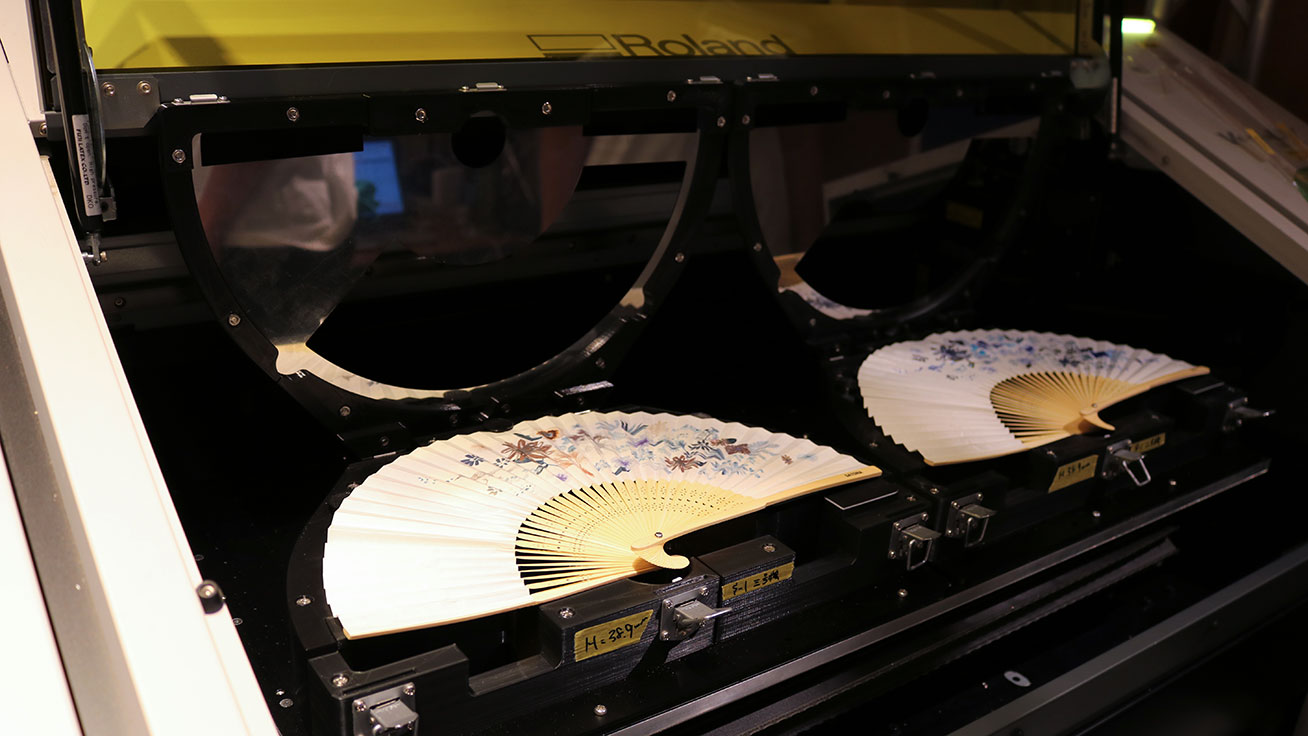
[322, 411, 876, 638]
[857, 330, 1208, 465]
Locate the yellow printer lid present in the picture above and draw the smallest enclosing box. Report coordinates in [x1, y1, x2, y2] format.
[83, 0, 1086, 70]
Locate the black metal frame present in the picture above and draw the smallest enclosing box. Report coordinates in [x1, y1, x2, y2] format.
[729, 72, 1078, 339]
[153, 82, 729, 443]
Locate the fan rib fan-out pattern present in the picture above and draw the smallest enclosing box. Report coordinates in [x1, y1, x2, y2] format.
[857, 330, 1208, 465]
[323, 411, 874, 638]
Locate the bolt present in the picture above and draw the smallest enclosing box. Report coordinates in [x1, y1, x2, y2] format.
[171, 149, 186, 164]
[951, 501, 960, 508]
[339, 406, 351, 417]
[763, 543, 776, 553]
[809, 85, 819, 96]
[929, 487, 939, 495]
[594, 704, 608, 717]
[752, 242, 763, 252]
[279, 698, 294, 708]
[198, 583, 218, 599]
[1168, 479, 1177, 488]
[920, 513, 927, 521]
[595, 357, 606, 369]
[331, 674, 348, 687]
[353, 700, 367, 713]
[907, 496, 916, 502]
[379, 436, 390, 448]
[286, 107, 300, 122]
[673, 253, 685, 263]
[663, 600, 673, 609]
[666, 90, 677, 102]
[661, 630, 670, 638]
[227, 313, 241, 326]
[897, 588, 908, 599]
[741, 114, 751, 125]
[541, 101, 552, 115]
[102, 82, 116, 96]
[698, 586, 708, 596]
[295, 595, 312, 606]
[402, 684, 416, 697]
[559, 607, 574, 619]
[137, 81, 152, 95]
[415, 108, 428, 123]
[888, 551, 896, 558]
[716, 116, 726, 128]
[1091, 510, 1101, 518]
[977, 494, 983, 502]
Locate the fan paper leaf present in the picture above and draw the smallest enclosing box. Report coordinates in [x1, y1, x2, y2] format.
[322, 411, 875, 638]
[857, 330, 1208, 465]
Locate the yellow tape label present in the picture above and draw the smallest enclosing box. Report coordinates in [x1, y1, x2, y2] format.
[1130, 433, 1166, 455]
[573, 610, 653, 662]
[1049, 455, 1098, 492]
[721, 562, 795, 602]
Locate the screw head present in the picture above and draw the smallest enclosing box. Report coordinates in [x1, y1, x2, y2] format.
[102, 82, 116, 96]
[763, 543, 776, 553]
[113, 297, 126, 308]
[137, 81, 152, 95]
[295, 595, 312, 606]
[741, 114, 751, 125]
[331, 674, 348, 687]
[231, 617, 243, 626]
[541, 101, 552, 115]
[1168, 479, 1177, 488]
[39, 122, 47, 136]
[339, 405, 352, 417]
[198, 583, 218, 599]
[809, 85, 819, 96]
[698, 586, 708, 596]
[882, 89, 891, 99]
[674, 252, 685, 263]
[402, 684, 416, 696]
[1091, 510, 1102, 518]
[279, 698, 294, 709]
[753, 242, 763, 252]
[353, 699, 367, 713]
[595, 357, 606, 369]
[897, 588, 908, 599]
[286, 107, 300, 122]
[666, 90, 677, 102]
[558, 607, 574, 619]
[415, 108, 428, 123]
[716, 116, 726, 128]
[227, 313, 241, 326]
[171, 149, 186, 164]
[594, 704, 608, 717]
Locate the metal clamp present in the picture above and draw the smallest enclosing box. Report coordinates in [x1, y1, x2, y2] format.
[888, 513, 939, 571]
[659, 587, 729, 641]
[1223, 397, 1273, 432]
[1103, 440, 1152, 487]
[351, 683, 418, 736]
[944, 493, 995, 547]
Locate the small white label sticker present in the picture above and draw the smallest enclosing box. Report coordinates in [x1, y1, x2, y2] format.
[71, 114, 102, 217]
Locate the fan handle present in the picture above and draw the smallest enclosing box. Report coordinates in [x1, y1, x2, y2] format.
[630, 465, 881, 569]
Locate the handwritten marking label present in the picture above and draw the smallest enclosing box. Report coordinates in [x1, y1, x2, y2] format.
[721, 562, 795, 602]
[1049, 455, 1097, 492]
[573, 610, 653, 662]
[1130, 433, 1166, 455]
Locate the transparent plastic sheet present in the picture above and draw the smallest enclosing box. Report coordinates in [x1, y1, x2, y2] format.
[192, 127, 695, 394]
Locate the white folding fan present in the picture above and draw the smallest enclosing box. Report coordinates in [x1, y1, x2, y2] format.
[857, 329, 1209, 465]
[322, 411, 877, 638]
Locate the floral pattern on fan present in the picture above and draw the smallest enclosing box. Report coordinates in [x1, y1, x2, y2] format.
[905, 332, 1160, 379]
[456, 415, 822, 480]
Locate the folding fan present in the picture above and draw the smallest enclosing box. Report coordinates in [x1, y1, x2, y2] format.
[322, 411, 877, 638]
[858, 330, 1209, 465]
